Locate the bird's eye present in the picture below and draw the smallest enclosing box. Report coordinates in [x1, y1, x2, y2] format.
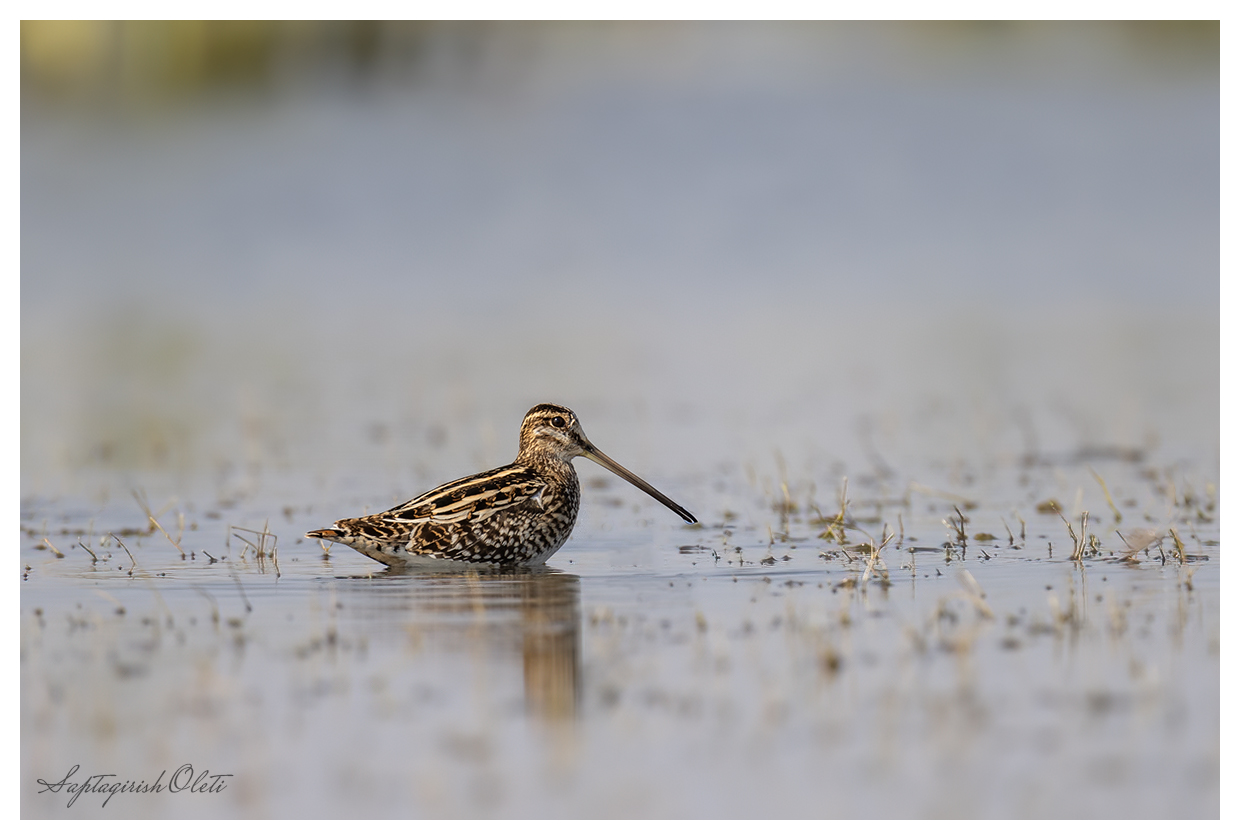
[550, 416, 566, 428]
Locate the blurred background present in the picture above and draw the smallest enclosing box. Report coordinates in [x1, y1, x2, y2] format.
[21, 21, 1219, 491]
[19, 21, 1221, 819]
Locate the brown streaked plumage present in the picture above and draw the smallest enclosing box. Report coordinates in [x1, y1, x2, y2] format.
[307, 404, 697, 567]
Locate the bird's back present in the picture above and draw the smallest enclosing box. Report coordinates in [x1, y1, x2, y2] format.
[307, 459, 581, 566]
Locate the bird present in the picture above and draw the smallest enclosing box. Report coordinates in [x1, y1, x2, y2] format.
[307, 403, 697, 568]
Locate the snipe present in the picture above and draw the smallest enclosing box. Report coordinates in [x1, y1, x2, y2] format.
[307, 404, 696, 567]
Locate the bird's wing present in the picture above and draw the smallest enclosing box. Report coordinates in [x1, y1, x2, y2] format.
[381, 464, 547, 525]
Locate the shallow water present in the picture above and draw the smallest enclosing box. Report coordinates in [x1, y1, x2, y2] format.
[21, 23, 1219, 818]
[20, 450, 1219, 817]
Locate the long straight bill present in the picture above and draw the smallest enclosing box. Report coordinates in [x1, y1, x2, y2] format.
[581, 446, 698, 524]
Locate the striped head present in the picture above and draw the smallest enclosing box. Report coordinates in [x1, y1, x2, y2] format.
[517, 404, 587, 463]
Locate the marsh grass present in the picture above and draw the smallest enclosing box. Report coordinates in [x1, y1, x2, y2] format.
[999, 516, 1018, 547]
[110, 533, 137, 572]
[231, 522, 280, 577]
[132, 489, 185, 558]
[1061, 510, 1091, 565]
[18, 448, 1219, 818]
[813, 477, 850, 544]
[1090, 468, 1123, 523]
[946, 505, 969, 550]
[837, 524, 896, 590]
[1169, 527, 1187, 565]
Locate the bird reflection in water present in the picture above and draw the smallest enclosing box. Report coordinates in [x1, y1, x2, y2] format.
[515, 573, 579, 720]
[343, 567, 581, 721]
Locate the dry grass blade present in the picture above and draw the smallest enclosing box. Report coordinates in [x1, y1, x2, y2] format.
[1060, 510, 1090, 564]
[945, 506, 968, 547]
[860, 527, 895, 585]
[1000, 516, 1015, 546]
[111, 534, 137, 571]
[775, 479, 796, 532]
[1169, 527, 1187, 565]
[1089, 468, 1123, 523]
[133, 489, 185, 558]
[231, 522, 279, 575]
[816, 477, 850, 543]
